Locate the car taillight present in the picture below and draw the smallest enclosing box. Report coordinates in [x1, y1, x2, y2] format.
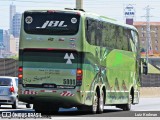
[76, 68, 82, 86]
[10, 86, 14, 92]
[18, 67, 23, 84]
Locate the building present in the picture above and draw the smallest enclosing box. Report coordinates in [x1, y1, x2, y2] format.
[3, 30, 10, 53]
[133, 22, 160, 54]
[10, 4, 16, 35]
[0, 29, 3, 43]
[12, 13, 21, 37]
[10, 35, 19, 55]
[0, 29, 4, 58]
[9, 4, 21, 38]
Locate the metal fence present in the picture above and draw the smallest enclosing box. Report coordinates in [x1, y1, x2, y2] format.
[0, 58, 18, 77]
[141, 74, 160, 87]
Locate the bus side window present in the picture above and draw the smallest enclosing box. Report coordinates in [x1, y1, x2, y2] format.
[91, 19, 96, 45]
[104, 23, 110, 48]
[102, 22, 107, 47]
[116, 26, 123, 50]
[86, 19, 89, 31]
[95, 21, 102, 46]
[132, 30, 139, 51]
[122, 28, 129, 51]
[85, 18, 95, 45]
[127, 29, 135, 52]
[85, 18, 91, 44]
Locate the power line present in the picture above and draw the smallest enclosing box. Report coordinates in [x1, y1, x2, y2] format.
[142, 5, 154, 65]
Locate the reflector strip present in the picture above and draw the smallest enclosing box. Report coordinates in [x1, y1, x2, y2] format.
[60, 91, 74, 96]
[40, 90, 57, 93]
[23, 90, 38, 95]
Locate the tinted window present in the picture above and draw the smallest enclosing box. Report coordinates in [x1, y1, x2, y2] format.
[22, 49, 78, 63]
[24, 11, 80, 35]
[85, 18, 102, 46]
[85, 17, 133, 51]
[0, 78, 12, 86]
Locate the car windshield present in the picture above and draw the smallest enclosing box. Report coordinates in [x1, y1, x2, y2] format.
[0, 78, 12, 86]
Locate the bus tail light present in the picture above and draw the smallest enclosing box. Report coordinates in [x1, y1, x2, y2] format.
[18, 67, 23, 84]
[18, 74, 23, 79]
[18, 67, 23, 72]
[76, 68, 82, 86]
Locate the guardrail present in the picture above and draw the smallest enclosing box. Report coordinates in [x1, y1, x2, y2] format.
[0, 58, 18, 77]
[141, 74, 160, 87]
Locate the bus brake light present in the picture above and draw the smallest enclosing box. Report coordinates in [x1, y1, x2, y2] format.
[18, 74, 23, 79]
[76, 69, 83, 81]
[18, 67, 23, 72]
[18, 67, 23, 81]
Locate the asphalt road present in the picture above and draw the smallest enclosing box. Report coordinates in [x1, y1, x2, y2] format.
[0, 97, 160, 118]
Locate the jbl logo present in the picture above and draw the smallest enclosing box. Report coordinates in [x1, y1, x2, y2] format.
[36, 21, 67, 28]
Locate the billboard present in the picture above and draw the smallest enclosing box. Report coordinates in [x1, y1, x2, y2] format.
[124, 4, 135, 19]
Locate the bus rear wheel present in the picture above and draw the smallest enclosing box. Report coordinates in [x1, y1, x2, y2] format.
[77, 91, 98, 114]
[91, 91, 98, 114]
[97, 90, 104, 114]
[122, 94, 132, 111]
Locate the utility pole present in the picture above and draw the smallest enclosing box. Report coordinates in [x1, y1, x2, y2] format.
[142, 5, 153, 65]
[76, 0, 83, 9]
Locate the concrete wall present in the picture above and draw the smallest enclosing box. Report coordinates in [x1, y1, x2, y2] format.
[0, 58, 18, 77]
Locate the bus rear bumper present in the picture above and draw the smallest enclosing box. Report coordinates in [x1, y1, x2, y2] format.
[18, 89, 84, 107]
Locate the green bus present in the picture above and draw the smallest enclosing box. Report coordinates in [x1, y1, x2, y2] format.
[18, 9, 142, 114]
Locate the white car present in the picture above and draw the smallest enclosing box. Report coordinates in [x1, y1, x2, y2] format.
[0, 76, 31, 109]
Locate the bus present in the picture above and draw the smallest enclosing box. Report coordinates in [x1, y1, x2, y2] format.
[18, 9, 142, 114]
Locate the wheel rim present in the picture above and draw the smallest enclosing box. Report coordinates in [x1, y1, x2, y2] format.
[99, 92, 104, 111]
[92, 92, 98, 112]
[128, 95, 132, 108]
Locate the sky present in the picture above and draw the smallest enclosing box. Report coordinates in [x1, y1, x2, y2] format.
[1, 0, 160, 30]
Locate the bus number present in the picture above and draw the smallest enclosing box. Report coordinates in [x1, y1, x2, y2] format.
[63, 79, 75, 85]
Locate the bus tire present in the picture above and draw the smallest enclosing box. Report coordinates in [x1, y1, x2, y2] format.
[97, 90, 104, 114]
[122, 94, 132, 111]
[78, 91, 99, 114]
[91, 91, 98, 114]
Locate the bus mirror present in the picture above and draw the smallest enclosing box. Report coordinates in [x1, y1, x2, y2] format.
[143, 63, 148, 75]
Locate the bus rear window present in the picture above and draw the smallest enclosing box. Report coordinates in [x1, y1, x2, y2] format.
[24, 11, 80, 35]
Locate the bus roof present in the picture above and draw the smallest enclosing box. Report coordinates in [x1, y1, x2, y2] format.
[23, 9, 137, 32]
